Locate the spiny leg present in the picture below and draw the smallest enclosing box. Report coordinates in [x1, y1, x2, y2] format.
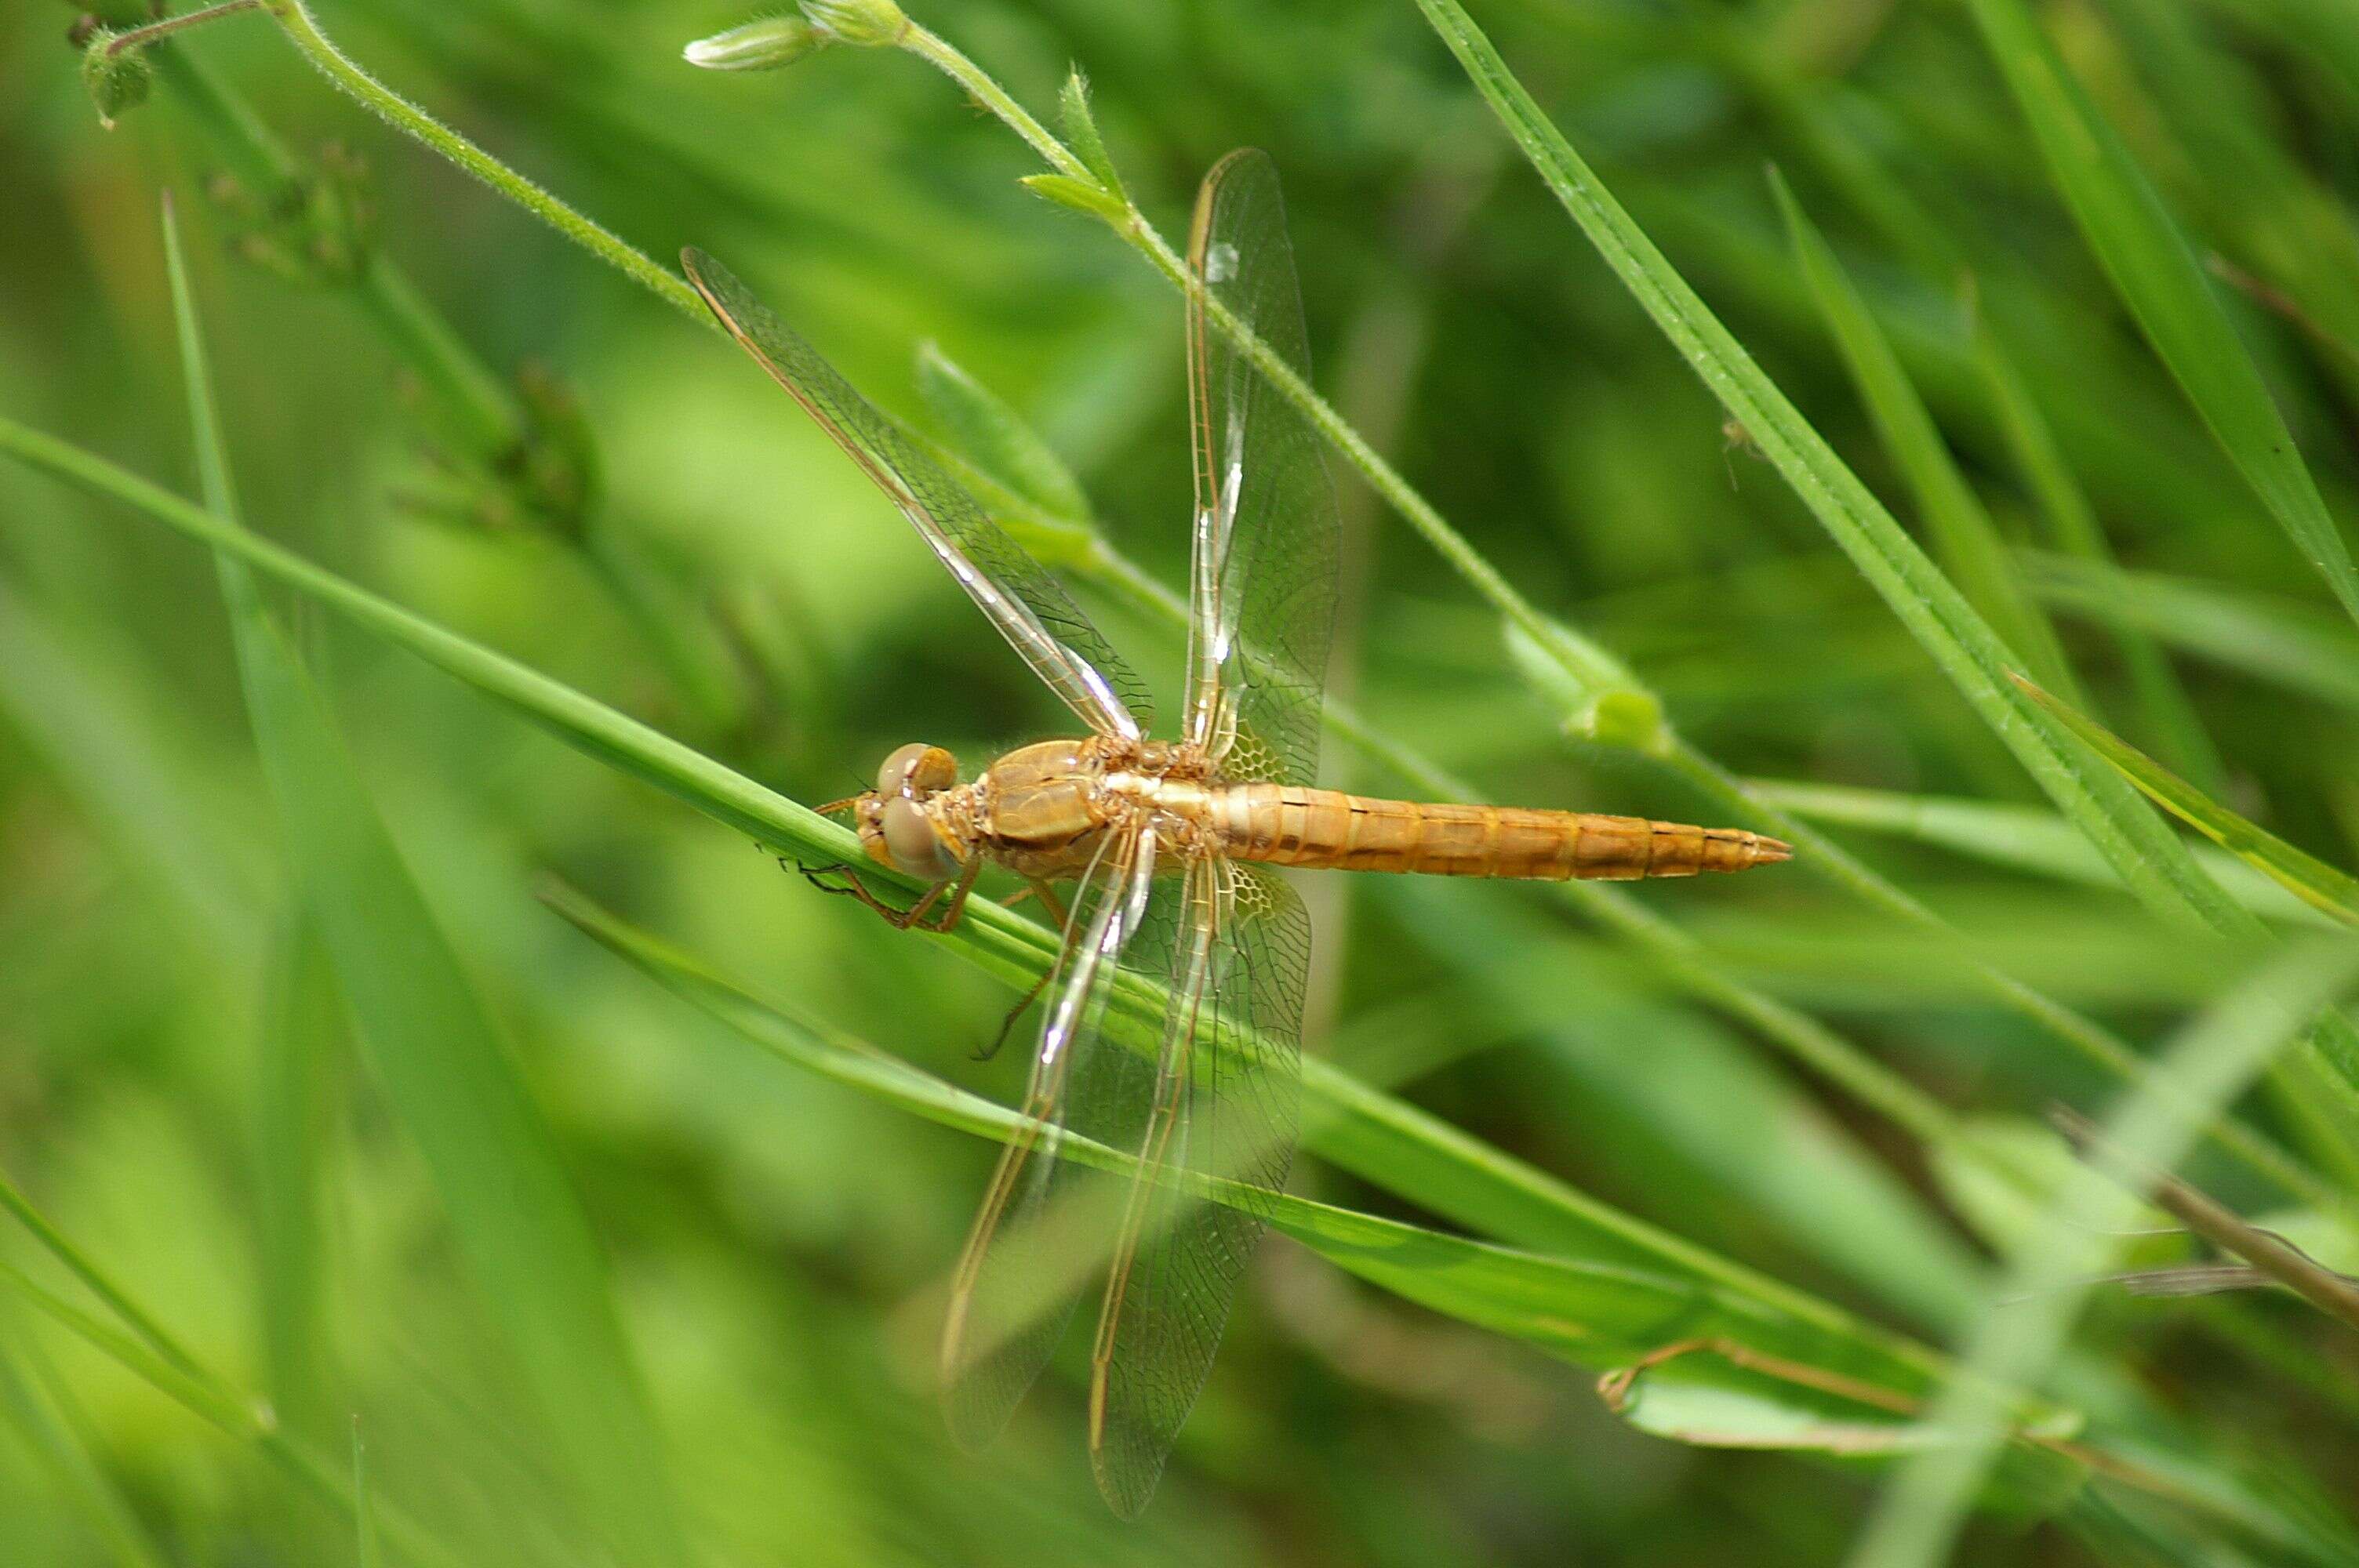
[794, 854, 978, 933]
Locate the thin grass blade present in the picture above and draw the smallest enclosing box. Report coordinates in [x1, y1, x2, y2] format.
[1963, 0, 2359, 632]
[163, 202, 692, 1568]
[2012, 674, 2359, 924]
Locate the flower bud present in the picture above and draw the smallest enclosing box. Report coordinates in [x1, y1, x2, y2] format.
[81, 27, 151, 130]
[800, 0, 908, 47]
[682, 16, 826, 71]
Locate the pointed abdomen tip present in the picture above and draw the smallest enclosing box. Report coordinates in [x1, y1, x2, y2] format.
[1753, 834, 1793, 866]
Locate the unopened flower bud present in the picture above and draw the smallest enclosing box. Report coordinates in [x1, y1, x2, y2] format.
[682, 16, 826, 71]
[81, 27, 151, 130]
[800, 0, 908, 47]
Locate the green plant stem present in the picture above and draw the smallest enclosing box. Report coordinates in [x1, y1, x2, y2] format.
[263, 0, 707, 325]
[0, 1169, 209, 1384]
[105, 0, 264, 53]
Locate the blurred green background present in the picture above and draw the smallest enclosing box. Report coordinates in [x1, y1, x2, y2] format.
[8, 0, 2359, 1563]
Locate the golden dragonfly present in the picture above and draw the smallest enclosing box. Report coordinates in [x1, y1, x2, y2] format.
[684, 149, 1789, 1516]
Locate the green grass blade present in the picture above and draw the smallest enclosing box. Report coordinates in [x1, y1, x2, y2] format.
[2012, 675, 2359, 924]
[1393, 882, 1990, 1330]
[2026, 550, 2359, 713]
[1962, 0, 2359, 632]
[1848, 935, 2359, 1568]
[163, 205, 692, 1568]
[1408, 0, 2239, 934]
[1752, 779, 2327, 927]
[0, 1327, 171, 1568]
[0, 580, 264, 955]
[543, 884, 1962, 1401]
[1968, 326, 2225, 791]
[1772, 172, 2081, 705]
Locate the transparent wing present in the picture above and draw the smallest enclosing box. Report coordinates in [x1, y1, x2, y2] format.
[1086, 856, 1307, 1517]
[1183, 150, 1339, 786]
[939, 818, 1161, 1449]
[684, 248, 1147, 739]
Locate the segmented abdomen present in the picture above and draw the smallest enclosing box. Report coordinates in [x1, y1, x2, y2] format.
[1208, 786, 1790, 880]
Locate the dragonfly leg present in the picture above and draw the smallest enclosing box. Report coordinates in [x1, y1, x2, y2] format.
[794, 859, 969, 931]
[973, 879, 1069, 1062]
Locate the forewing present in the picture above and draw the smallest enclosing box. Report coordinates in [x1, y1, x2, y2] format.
[1183, 151, 1339, 786]
[1086, 857, 1307, 1516]
[684, 248, 1148, 737]
[940, 820, 1161, 1449]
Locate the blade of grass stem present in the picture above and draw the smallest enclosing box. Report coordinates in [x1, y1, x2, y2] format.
[2013, 675, 2359, 924]
[165, 202, 692, 1568]
[2026, 551, 2359, 713]
[1773, 172, 2081, 704]
[1751, 779, 2325, 926]
[1968, 325, 2225, 791]
[1848, 935, 2359, 1568]
[1963, 0, 2359, 632]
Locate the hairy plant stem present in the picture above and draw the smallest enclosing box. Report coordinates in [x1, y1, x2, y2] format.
[104, 0, 264, 54]
[263, 0, 707, 326]
[224, 0, 2327, 1205]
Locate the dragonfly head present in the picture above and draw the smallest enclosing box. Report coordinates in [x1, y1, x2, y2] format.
[846, 742, 965, 880]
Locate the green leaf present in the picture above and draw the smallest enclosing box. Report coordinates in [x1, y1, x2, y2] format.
[163, 202, 692, 1568]
[1406, 0, 2239, 937]
[1962, 0, 2359, 633]
[914, 341, 1092, 522]
[2012, 674, 2359, 925]
[1772, 172, 2081, 706]
[1057, 69, 1124, 198]
[1019, 172, 1129, 225]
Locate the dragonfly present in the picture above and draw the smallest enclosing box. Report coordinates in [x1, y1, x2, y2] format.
[683, 148, 1790, 1516]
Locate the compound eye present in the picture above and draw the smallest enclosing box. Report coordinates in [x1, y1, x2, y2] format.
[880, 798, 957, 880]
[877, 742, 958, 799]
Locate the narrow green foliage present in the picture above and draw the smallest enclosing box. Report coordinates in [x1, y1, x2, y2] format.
[1408, 0, 2235, 935]
[2027, 551, 2359, 713]
[1851, 937, 2359, 1568]
[1963, 0, 2359, 633]
[1772, 174, 2081, 703]
[1968, 325, 2224, 790]
[164, 205, 692, 1568]
[547, 887, 1979, 1416]
[2014, 675, 2359, 925]
[1058, 70, 1125, 198]
[1754, 779, 2324, 927]
[1020, 171, 1130, 225]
